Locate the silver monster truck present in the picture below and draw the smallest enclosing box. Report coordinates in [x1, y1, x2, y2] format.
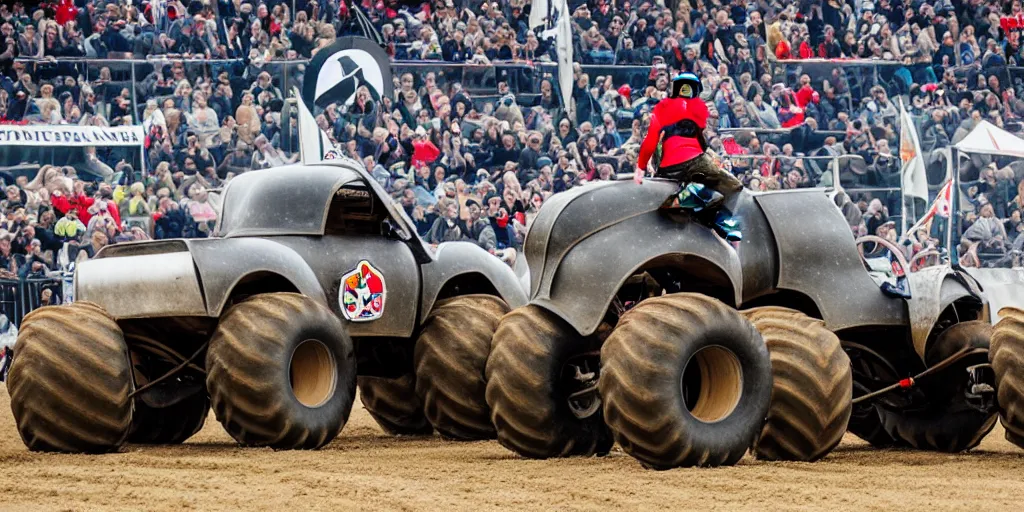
[485, 180, 994, 470]
[7, 159, 526, 453]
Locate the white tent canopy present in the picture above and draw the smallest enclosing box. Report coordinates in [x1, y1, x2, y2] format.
[953, 120, 1024, 158]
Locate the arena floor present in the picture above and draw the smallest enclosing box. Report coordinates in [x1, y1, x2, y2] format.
[1, 390, 1023, 511]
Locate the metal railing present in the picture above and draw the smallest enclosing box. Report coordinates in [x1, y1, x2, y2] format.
[716, 127, 849, 152]
[11, 56, 1024, 179]
[0, 275, 64, 327]
[723, 152, 911, 231]
[14, 56, 654, 119]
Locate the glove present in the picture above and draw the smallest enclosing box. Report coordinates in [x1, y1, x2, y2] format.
[634, 167, 645, 184]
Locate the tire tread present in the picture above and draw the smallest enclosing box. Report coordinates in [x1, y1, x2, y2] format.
[358, 375, 433, 436]
[206, 293, 352, 449]
[8, 302, 133, 453]
[742, 307, 852, 462]
[485, 305, 608, 458]
[599, 293, 768, 469]
[415, 294, 508, 440]
[883, 320, 996, 452]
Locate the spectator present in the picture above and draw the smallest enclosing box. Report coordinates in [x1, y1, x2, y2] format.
[426, 199, 463, 245]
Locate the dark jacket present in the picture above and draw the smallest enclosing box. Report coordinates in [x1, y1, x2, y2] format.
[442, 40, 472, 62]
[488, 216, 519, 250]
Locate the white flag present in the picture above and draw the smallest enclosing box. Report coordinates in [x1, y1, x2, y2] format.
[904, 180, 953, 238]
[556, 0, 573, 117]
[899, 99, 928, 202]
[294, 87, 342, 165]
[529, 0, 549, 29]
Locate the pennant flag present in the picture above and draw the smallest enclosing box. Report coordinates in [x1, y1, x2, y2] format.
[904, 180, 953, 238]
[899, 98, 928, 232]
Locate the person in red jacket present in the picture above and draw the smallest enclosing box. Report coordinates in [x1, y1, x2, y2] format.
[636, 73, 742, 241]
[411, 126, 440, 168]
[775, 39, 792, 60]
[51, 182, 94, 226]
[798, 37, 814, 59]
[636, 73, 742, 195]
[794, 75, 815, 107]
[55, 0, 78, 26]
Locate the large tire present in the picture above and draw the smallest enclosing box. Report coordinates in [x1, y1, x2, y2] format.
[8, 302, 133, 453]
[129, 392, 210, 445]
[485, 305, 612, 459]
[206, 293, 356, 449]
[358, 375, 433, 436]
[880, 320, 997, 452]
[845, 341, 904, 448]
[743, 307, 853, 462]
[993, 307, 1024, 448]
[415, 295, 508, 440]
[600, 293, 772, 469]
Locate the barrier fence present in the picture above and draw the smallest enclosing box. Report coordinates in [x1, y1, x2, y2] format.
[14, 57, 650, 114]
[14, 56, 1024, 166]
[15, 55, 1024, 118]
[10, 55, 1023, 263]
[0, 275, 66, 327]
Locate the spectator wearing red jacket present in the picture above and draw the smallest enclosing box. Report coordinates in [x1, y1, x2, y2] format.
[411, 127, 440, 168]
[779, 93, 806, 128]
[54, 0, 77, 26]
[818, 26, 842, 58]
[798, 36, 814, 59]
[795, 75, 816, 107]
[775, 38, 792, 59]
[51, 184, 94, 226]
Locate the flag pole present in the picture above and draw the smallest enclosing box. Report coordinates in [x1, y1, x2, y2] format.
[898, 98, 908, 237]
[947, 148, 959, 267]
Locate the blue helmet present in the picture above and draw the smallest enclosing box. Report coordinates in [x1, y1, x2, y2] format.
[671, 72, 703, 99]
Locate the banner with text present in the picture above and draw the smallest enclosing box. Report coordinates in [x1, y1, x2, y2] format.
[0, 125, 145, 147]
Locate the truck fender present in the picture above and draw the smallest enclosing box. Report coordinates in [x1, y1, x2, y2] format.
[906, 266, 985, 360]
[754, 190, 907, 331]
[533, 212, 743, 337]
[186, 238, 328, 317]
[419, 241, 528, 321]
[964, 267, 1024, 325]
[76, 248, 209, 319]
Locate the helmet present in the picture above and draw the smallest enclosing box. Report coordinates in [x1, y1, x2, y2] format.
[671, 72, 702, 99]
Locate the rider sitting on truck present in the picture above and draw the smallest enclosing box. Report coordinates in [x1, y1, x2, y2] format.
[635, 73, 743, 242]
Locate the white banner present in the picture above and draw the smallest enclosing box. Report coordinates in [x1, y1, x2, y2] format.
[0, 125, 145, 147]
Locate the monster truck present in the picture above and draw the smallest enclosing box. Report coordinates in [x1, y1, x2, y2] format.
[485, 179, 995, 469]
[6, 162, 526, 453]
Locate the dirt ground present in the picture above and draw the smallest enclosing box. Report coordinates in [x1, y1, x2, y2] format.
[1, 390, 1023, 512]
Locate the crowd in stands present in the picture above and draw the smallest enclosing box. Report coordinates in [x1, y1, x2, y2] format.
[0, 0, 1018, 281]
